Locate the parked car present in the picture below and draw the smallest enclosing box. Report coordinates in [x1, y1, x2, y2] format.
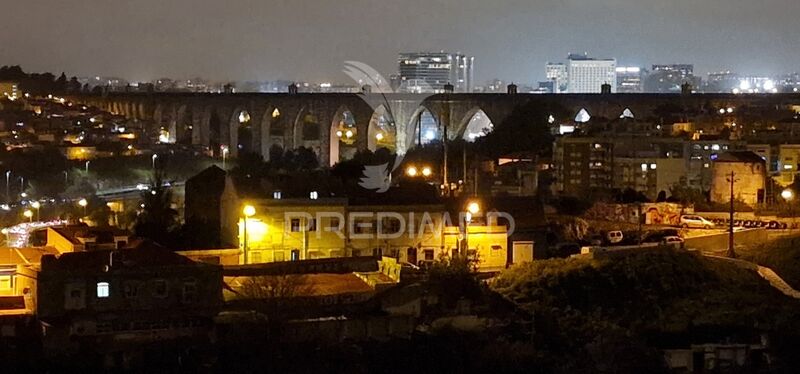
[680, 215, 715, 229]
[606, 231, 624, 244]
[660, 236, 685, 249]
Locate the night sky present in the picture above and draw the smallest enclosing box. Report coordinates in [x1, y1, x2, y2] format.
[1, 0, 798, 83]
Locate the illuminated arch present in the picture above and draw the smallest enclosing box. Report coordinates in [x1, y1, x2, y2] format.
[329, 106, 358, 166]
[257, 107, 286, 159]
[575, 108, 591, 123]
[457, 108, 495, 142]
[367, 105, 397, 153]
[406, 106, 440, 149]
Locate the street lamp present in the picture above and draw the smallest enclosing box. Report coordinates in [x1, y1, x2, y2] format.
[242, 205, 256, 264]
[5, 171, 10, 202]
[152, 154, 158, 169]
[78, 198, 88, 216]
[31, 201, 40, 221]
[23, 209, 33, 223]
[422, 166, 432, 177]
[85, 160, 90, 174]
[221, 146, 230, 169]
[463, 200, 481, 256]
[783, 189, 795, 228]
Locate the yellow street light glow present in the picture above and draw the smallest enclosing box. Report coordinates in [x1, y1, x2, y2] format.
[336, 130, 343, 137]
[375, 132, 384, 141]
[23, 210, 33, 218]
[406, 166, 418, 177]
[78, 198, 88, 207]
[243, 205, 256, 217]
[467, 201, 481, 215]
[31, 201, 40, 209]
[345, 130, 354, 138]
[782, 189, 794, 201]
[421, 166, 432, 177]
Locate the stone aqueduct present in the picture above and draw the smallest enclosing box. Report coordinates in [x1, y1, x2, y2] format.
[67, 92, 800, 166]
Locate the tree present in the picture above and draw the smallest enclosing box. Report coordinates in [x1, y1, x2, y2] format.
[474, 102, 568, 158]
[668, 177, 706, 207]
[133, 167, 179, 246]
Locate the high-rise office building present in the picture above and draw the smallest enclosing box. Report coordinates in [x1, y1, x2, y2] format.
[398, 52, 474, 93]
[545, 63, 568, 93]
[566, 53, 617, 93]
[646, 64, 698, 93]
[616, 66, 645, 93]
[652, 64, 694, 79]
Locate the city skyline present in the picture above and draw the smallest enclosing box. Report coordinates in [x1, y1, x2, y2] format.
[2, 0, 800, 84]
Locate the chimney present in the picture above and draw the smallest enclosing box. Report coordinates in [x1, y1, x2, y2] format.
[681, 82, 693, 95]
[507, 83, 518, 94]
[288, 83, 298, 95]
[601, 83, 612, 94]
[444, 83, 454, 94]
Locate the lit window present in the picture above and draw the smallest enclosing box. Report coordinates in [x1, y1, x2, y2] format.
[273, 191, 282, 199]
[291, 219, 301, 232]
[650, 164, 657, 170]
[309, 191, 319, 200]
[96, 282, 110, 298]
[0, 275, 11, 290]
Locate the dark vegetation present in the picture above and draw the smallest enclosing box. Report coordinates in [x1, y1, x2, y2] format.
[491, 250, 800, 372]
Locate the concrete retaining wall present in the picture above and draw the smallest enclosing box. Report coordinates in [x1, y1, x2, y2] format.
[684, 228, 767, 252]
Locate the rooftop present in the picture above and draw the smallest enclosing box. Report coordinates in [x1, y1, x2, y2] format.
[714, 151, 766, 164]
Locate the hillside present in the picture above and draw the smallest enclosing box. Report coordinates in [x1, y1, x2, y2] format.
[491, 249, 800, 372]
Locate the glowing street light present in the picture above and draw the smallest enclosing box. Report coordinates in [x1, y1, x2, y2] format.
[221, 145, 230, 169]
[375, 132, 384, 141]
[421, 166, 432, 177]
[78, 198, 88, 216]
[242, 205, 256, 264]
[467, 201, 481, 215]
[782, 189, 794, 201]
[406, 166, 418, 177]
[23, 209, 33, 222]
[152, 154, 158, 169]
[462, 200, 482, 256]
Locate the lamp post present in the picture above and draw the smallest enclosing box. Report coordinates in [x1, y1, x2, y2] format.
[242, 205, 256, 264]
[221, 146, 230, 169]
[31, 201, 40, 221]
[23, 209, 33, 223]
[782, 188, 794, 229]
[151, 154, 158, 170]
[85, 160, 90, 174]
[464, 201, 481, 257]
[78, 198, 88, 217]
[5, 171, 10, 202]
[726, 172, 739, 258]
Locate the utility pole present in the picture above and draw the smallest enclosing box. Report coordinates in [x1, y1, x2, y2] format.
[417, 113, 422, 146]
[442, 112, 448, 195]
[728, 171, 737, 258]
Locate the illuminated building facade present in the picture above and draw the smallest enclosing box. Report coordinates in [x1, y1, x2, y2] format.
[566, 53, 617, 93]
[398, 52, 474, 93]
[616, 66, 644, 93]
